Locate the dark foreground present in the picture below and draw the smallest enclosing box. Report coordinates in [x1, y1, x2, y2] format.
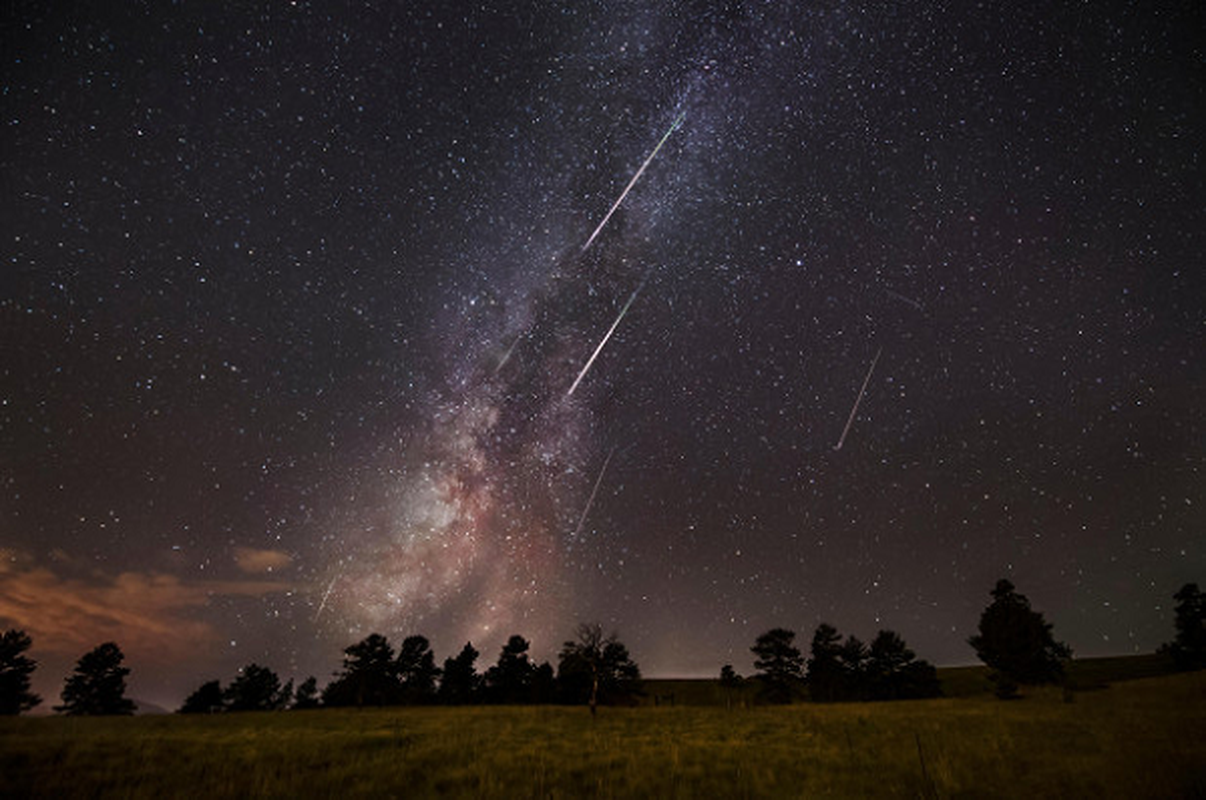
[2, 671, 1203, 798]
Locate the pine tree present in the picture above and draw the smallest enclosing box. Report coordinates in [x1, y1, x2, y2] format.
[806, 623, 845, 702]
[1163, 583, 1206, 671]
[57, 642, 137, 716]
[969, 579, 1071, 698]
[292, 676, 321, 709]
[224, 664, 288, 711]
[179, 679, 224, 713]
[322, 633, 400, 707]
[439, 642, 480, 705]
[484, 635, 535, 704]
[396, 635, 441, 703]
[866, 630, 941, 700]
[0, 629, 41, 715]
[750, 628, 803, 704]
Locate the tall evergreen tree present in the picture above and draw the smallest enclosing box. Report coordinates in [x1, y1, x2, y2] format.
[750, 628, 803, 704]
[837, 635, 869, 701]
[969, 579, 1071, 698]
[439, 642, 480, 705]
[396, 635, 441, 703]
[56, 642, 136, 716]
[322, 633, 400, 707]
[484, 635, 535, 704]
[806, 623, 845, 702]
[1162, 583, 1206, 671]
[0, 629, 41, 715]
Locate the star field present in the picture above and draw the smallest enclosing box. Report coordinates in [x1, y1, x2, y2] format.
[2, 1, 1202, 708]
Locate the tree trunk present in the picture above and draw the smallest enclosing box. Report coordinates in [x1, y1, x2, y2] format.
[589, 665, 598, 717]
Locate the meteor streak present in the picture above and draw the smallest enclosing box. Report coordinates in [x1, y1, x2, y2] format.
[883, 287, 924, 311]
[494, 333, 523, 374]
[567, 280, 644, 396]
[571, 447, 616, 541]
[834, 347, 882, 451]
[314, 572, 340, 621]
[581, 111, 686, 253]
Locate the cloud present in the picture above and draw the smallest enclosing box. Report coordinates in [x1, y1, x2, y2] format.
[0, 559, 288, 666]
[232, 546, 293, 574]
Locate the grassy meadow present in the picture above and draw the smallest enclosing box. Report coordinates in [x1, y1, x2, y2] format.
[2, 668, 1203, 799]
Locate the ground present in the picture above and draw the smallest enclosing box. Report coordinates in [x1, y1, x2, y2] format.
[2, 669, 1203, 798]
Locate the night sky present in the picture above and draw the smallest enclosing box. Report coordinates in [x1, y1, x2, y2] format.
[2, 1, 1202, 710]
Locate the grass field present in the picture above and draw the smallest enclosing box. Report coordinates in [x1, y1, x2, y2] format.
[2, 669, 1203, 799]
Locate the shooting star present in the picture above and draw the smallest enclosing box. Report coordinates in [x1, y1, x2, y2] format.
[314, 572, 340, 621]
[494, 333, 524, 375]
[567, 280, 644, 396]
[581, 111, 686, 253]
[571, 447, 617, 541]
[883, 287, 924, 311]
[834, 347, 883, 451]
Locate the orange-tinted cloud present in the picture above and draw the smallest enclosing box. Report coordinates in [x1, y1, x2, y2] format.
[232, 546, 293, 574]
[0, 559, 288, 667]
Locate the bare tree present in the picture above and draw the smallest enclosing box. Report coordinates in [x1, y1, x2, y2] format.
[557, 623, 640, 715]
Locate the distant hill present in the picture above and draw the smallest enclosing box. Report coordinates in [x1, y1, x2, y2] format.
[132, 699, 170, 716]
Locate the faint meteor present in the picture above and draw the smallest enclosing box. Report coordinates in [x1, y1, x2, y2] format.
[494, 333, 523, 374]
[572, 447, 616, 541]
[883, 287, 924, 311]
[567, 280, 644, 396]
[834, 347, 883, 451]
[581, 111, 686, 253]
[314, 572, 340, 621]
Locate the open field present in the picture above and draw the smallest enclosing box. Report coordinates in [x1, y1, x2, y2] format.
[2, 670, 1203, 799]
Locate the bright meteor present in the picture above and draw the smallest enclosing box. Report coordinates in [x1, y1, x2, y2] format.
[567, 280, 644, 396]
[581, 111, 686, 253]
[834, 347, 883, 451]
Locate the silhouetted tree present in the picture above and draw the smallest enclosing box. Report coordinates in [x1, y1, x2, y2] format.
[806, 623, 845, 702]
[751, 628, 803, 704]
[837, 635, 869, 700]
[439, 642, 481, 705]
[396, 635, 441, 704]
[557, 623, 641, 713]
[969, 579, 1071, 698]
[1162, 583, 1206, 671]
[866, 630, 941, 700]
[0, 629, 41, 715]
[292, 676, 320, 709]
[484, 635, 535, 704]
[322, 633, 401, 707]
[225, 664, 289, 711]
[530, 661, 557, 704]
[719, 664, 743, 688]
[179, 679, 224, 714]
[719, 663, 744, 708]
[56, 642, 136, 716]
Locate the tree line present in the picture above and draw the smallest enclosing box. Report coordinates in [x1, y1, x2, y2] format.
[1, 580, 1202, 715]
[187, 621, 644, 714]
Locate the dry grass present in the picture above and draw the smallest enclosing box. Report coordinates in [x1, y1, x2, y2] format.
[2, 671, 1203, 798]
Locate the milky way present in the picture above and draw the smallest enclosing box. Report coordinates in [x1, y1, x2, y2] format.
[2, 1, 1202, 707]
